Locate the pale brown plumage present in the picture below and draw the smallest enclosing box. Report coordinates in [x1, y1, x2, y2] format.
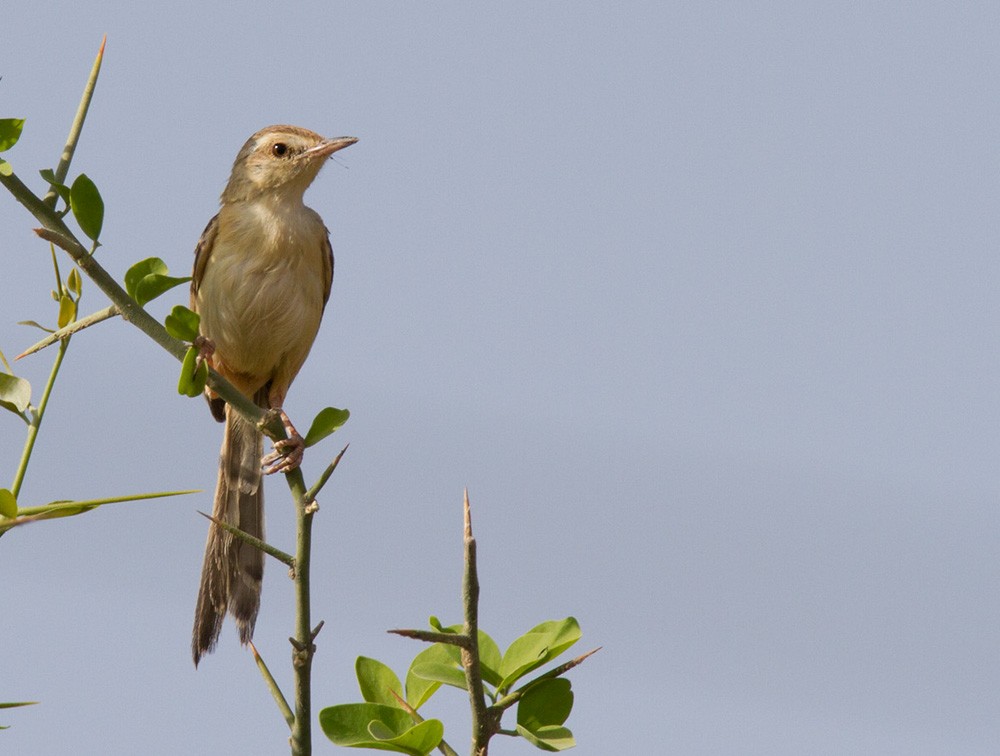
[190, 125, 356, 666]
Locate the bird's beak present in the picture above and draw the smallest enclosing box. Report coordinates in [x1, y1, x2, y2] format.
[304, 136, 359, 160]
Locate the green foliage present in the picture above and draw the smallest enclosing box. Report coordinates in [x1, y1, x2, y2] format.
[356, 657, 404, 707]
[322, 617, 585, 753]
[319, 704, 444, 755]
[0, 373, 31, 416]
[38, 168, 71, 206]
[164, 305, 200, 342]
[0, 118, 25, 177]
[516, 679, 575, 751]
[124, 257, 190, 306]
[0, 489, 17, 519]
[69, 173, 103, 241]
[0, 118, 26, 151]
[177, 346, 208, 397]
[497, 618, 581, 691]
[303, 406, 350, 448]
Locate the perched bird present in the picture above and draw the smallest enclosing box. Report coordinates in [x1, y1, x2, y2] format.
[189, 125, 357, 666]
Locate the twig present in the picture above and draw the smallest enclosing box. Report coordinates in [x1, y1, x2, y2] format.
[386, 628, 470, 647]
[302, 444, 349, 505]
[197, 510, 295, 568]
[250, 642, 295, 729]
[42, 35, 106, 208]
[16, 304, 119, 359]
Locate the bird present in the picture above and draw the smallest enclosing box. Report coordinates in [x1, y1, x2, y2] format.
[189, 125, 357, 666]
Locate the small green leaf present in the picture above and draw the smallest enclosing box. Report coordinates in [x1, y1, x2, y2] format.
[57, 294, 76, 329]
[0, 702, 39, 709]
[39, 168, 71, 204]
[409, 661, 467, 691]
[177, 346, 204, 397]
[498, 618, 581, 691]
[70, 173, 104, 241]
[356, 657, 404, 707]
[0, 373, 31, 414]
[517, 678, 574, 752]
[125, 257, 167, 298]
[0, 159, 11, 177]
[517, 679, 573, 729]
[303, 407, 350, 448]
[418, 623, 502, 688]
[0, 489, 17, 518]
[515, 724, 575, 752]
[67, 268, 82, 297]
[0, 118, 25, 151]
[164, 305, 200, 342]
[405, 644, 452, 710]
[319, 703, 443, 754]
[134, 274, 191, 306]
[125, 257, 191, 306]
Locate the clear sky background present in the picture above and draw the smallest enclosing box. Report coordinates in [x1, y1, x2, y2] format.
[2, 3, 999, 754]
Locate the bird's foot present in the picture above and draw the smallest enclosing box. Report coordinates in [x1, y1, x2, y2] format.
[261, 409, 305, 475]
[193, 335, 216, 362]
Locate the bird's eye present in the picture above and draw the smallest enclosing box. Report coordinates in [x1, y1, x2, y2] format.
[272, 142, 289, 157]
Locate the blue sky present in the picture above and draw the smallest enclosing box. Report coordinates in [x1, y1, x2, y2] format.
[3, 3, 1000, 754]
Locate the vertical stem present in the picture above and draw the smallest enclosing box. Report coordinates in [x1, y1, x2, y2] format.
[461, 490, 492, 756]
[288, 468, 314, 756]
[10, 337, 69, 498]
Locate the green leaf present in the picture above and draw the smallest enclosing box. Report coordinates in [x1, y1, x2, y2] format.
[498, 618, 581, 691]
[356, 657, 404, 707]
[164, 305, 200, 342]
[39, 168, 71, 204]
[125, 257, 167, 298]
[0, 159, 11, 177]
[57, 294, 76, 329]
[0, 489, 17, 519]
[67, 268, 82, 297]
[69, 173, 104, 241]
[477, 631, 503, 687]
[319, 703, 443, 755]
[0, 702, 39, 709]
[135, 274, 191, 306]
[409, 660, 467, 691]
[303, 406, 350, 448]
[177, 346, 205, 397]
[0, 118, 25, 151]
[0, 372, 31, 414]
[125, 256, 191, 306]
[515, 724, 575, 752]
[420, 623, 502, 689]
[405, 644, 451, 710]
[516, 678, 575, 750]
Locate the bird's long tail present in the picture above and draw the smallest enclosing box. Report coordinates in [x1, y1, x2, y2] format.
[192, 405, 264, 666]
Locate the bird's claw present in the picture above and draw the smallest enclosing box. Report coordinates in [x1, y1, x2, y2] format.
[193, 335, 216, 362]
[262, 433, 305, 474]
[261, 409, 305, 475]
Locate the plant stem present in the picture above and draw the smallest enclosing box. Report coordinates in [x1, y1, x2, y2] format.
[10, 337, 69, 499]
[43, 35, 105, 208]
[288, 467, 315, 756]
[461, 490, 494, 756]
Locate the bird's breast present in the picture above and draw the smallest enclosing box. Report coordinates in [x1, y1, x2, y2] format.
[195, 201, 329, 383]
